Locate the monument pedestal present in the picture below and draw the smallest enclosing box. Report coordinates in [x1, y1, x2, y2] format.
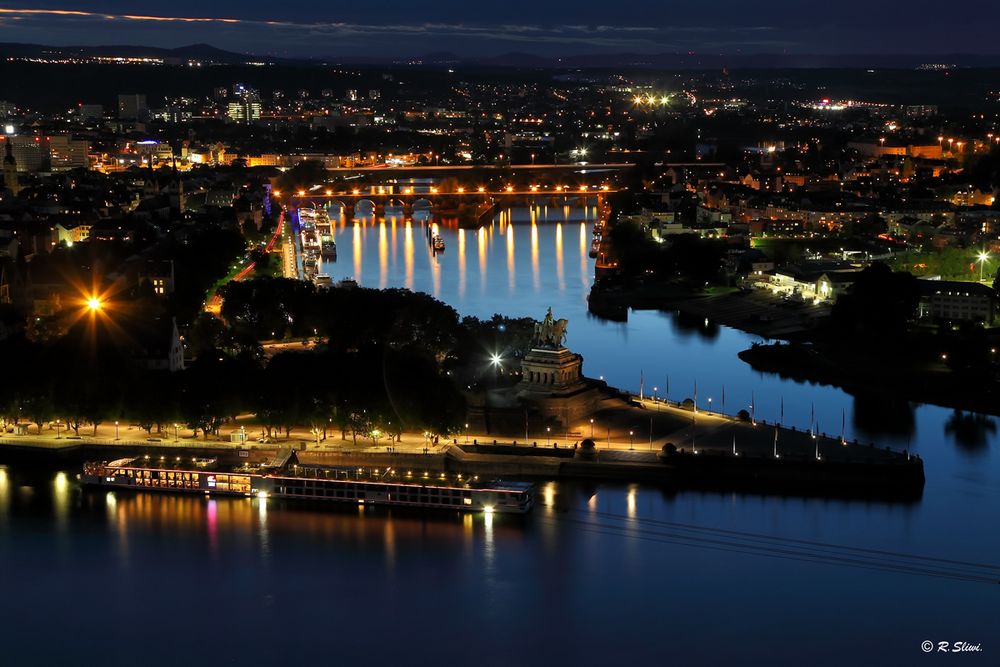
[519, 347, 585, 393]
[464, 308, 604, 437]
[516, 346, 599, 429]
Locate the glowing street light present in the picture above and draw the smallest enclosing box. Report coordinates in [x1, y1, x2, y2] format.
[978, 251, 990, 282]
[86, 296, 103, 312]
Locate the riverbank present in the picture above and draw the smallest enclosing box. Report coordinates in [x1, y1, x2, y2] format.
[587, 282, 828, 339]
[0, 392, 924, 501]
[739, 342, 1000, 418]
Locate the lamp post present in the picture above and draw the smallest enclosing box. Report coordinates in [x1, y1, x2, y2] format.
[464, 423, 469, 444]
[546, 427, 551, 447]
[589, 418, 594, 438]
[173, 423, 179, 442]
[114, 420, 119, 441]
[55, 420, 61, 439]
[978, 251, 990, 283]
[629, 430, 634, 451]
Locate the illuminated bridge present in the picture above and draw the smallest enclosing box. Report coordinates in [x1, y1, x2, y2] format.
[278, 163, 631, 224]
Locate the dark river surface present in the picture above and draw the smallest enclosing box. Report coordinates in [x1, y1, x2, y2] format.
[0, 207, 996, 665]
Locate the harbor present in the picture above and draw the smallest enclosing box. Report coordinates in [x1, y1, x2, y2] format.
[3, 381, 924, 504]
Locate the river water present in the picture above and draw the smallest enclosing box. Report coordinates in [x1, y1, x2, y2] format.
[0, 207, 996, 665]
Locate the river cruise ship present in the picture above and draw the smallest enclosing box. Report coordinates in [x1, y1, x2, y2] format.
[81, 451, 533, 514]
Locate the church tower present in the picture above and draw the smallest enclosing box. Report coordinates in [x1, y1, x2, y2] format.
[2, 138, 19, 196]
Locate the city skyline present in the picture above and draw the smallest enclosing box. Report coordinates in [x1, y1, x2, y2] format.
[0, 2, 996, 59]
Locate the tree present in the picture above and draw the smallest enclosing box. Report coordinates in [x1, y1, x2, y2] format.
[831, 262, 919, 343]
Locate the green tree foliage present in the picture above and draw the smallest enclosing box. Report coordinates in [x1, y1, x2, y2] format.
[0, 286, 507, 440]
[274, 160, 328, 194]
[831, 262, 919, 341]
[162, 227, 247, 325]
[607, 219, 728, 285]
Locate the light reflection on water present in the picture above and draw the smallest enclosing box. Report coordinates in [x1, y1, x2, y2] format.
[0, 201, 995, 662]
[0, 466, 996, 664]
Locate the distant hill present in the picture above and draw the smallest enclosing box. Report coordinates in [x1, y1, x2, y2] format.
[1, 41, 999, 70]
[441, 51, 1000, 70]
[0, 42, 281, 64]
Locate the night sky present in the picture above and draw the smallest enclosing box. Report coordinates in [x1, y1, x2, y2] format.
[0, 2, 994, 58]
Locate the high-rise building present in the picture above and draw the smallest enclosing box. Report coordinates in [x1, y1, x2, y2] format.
[48, 135, 89, 170]
[227, 96, 262, 123]
[118, 94, 148, 121]
[78, 104, 104, 121]
[346, 89, 358, 102]
[4, 135, 47, 172]
[226, 85, 262, 123]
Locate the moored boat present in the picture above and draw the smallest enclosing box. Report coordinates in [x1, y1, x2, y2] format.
[80, 452, 533, 514]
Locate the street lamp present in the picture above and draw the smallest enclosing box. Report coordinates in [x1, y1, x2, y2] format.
[464, 423, 469, 444]
[546, 426, 551, 446]
[629, 430, 634, 450]
[589, 418, 594, 438]
[708, 397, 713, 414]
[55, 420, 61, 439]
[977, 251, 990, 282]
[114, 420, 119, 440]
[173, 423, 179, 442]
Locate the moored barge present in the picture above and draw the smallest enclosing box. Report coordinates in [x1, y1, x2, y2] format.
[81, 451, 533, 514]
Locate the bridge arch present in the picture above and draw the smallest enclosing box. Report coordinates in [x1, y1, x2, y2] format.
[354, 199, 377, 218]
[325, 199, 350, 215]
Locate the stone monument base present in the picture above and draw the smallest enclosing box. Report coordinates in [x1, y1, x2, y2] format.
[515, 347, 601, 429]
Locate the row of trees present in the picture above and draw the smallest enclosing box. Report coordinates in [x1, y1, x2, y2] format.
[606, 217, 730, 285]
[0, 333, 464, 441]
[0, 282, 534, 441]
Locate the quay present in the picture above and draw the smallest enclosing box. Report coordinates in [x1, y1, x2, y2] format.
[0, 387, 924, 502]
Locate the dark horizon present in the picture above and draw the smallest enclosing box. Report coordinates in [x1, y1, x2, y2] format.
[2, 41, 1000, 71]
[0, 2, 997, 59]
